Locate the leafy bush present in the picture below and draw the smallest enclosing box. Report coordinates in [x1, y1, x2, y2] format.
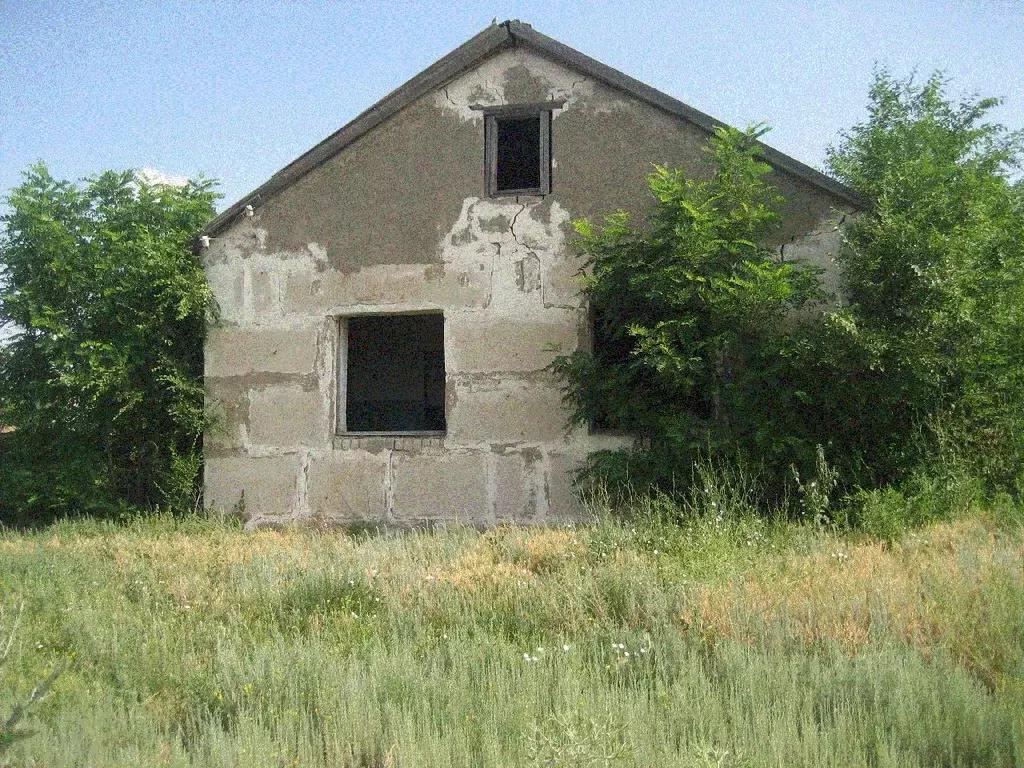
[812, 71, 1024, 489]
[551, 125, 825, 495]
[554, 73, 1024, 521]
[0, 164, 218, 520]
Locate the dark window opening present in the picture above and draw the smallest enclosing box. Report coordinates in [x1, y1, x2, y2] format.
[343, 314, 445, 433]
[590, 301, 631, 433]
[496, 116, 541, 191]
[485, 109, 551, 196]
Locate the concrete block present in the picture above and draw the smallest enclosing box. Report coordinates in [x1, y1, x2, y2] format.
[248, 385, 328, 448]
[545, 452, 587, 521]
[392, 451, 488, 521]
[204, 454, 301, 518]
[493, 451, 539, 521]
[283, 262, 491, 315]
[447, 313, 581, 374]
[252, 266, 280, 315]
[204, 377, 248, 454]
[307, 452, 387, 520]
[447, 379, 569, 443]
[205, 327, 319, 377]
[282, 269, 338, 314]
[206, 263, 246, 322]
[781, 226, 845, 302]
[543, 253, 586, 309]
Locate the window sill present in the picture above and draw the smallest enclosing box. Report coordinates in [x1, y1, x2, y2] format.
[490, 188, 547, 198]
[333, 432, 445, 451]
[336, 431, 445, 437]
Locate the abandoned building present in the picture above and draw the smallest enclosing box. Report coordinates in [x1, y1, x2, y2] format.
[200, 20, 863, 527]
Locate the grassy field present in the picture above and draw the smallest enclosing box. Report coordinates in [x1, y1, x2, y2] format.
[0, 500, 1022, 767]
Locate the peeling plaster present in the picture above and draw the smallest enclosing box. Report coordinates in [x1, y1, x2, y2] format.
[434, 48, 601, 122]
[438, 195, 571, 315]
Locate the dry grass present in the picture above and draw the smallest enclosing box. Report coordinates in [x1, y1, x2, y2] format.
[681, 515, 1023, 688]
[0, 509, 1021, 766]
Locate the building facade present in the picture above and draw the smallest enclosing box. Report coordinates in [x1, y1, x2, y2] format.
[201, 21, 861, 528]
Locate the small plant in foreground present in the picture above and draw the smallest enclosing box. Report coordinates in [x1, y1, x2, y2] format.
[0, 605, 63, 757]
[791, 444, 839, 525]
[526, 712, 633, 767]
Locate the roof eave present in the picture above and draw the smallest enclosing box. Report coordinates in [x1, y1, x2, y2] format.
[505, 21, 868, 209]
[199, 19, 865, 243]
[200, 22, 513, 240]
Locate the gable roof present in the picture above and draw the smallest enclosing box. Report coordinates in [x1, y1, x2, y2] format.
[202, 20, 865, 238]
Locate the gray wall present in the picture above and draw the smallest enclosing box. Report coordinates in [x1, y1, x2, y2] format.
[203, 44, 856, 527]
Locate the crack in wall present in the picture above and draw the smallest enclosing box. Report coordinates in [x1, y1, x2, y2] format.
[299, 452, 311, 516]
[479, 74, 503, 104]
[509, 203, 528, 248]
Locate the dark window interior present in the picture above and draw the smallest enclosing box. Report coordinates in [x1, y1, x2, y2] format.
[496, 115, 541, 192]
[346, 314, 445, 432]
[590, 302, 630, 432]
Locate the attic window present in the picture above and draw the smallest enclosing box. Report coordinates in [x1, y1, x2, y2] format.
[337, 314, 446, 435]
[482, 103, 558, 197]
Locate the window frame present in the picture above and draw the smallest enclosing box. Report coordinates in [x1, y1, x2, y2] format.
[480, 101, 563, 197]
[335, 311, 447, 437]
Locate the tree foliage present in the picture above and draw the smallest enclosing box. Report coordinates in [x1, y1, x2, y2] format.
[554, 73, 1024, 501]
[551, 125, 824, 489]
[814, 71, 1024, 488]
[0, 164, 218, 518]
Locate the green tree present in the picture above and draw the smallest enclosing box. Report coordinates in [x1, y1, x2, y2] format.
[812, 71, 1024, 489]
[551, 126, 824, 491]
[0, 164, 218, 519]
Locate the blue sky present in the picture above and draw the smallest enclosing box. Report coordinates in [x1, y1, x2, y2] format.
[1, 0, 1022, 211]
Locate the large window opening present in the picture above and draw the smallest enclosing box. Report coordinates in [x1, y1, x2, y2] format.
[339, 314, 446, 434]
[485, 107, 552, 197]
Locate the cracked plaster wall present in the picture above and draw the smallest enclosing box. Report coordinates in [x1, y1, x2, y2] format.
[203, 45, 856, 529]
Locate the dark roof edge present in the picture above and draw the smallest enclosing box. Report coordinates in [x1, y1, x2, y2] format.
[506, 21, 867, 209]
[202, 20, 865, 239]
[201, 23, 512, 238]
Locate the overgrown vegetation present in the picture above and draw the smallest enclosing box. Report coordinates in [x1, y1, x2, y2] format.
[0, 493, 1020, 766]
[552, 124, 824, 490]
[818, 71, 1024, 490]
[554, 72, 1024, 508]
[0, 165, 218, 520]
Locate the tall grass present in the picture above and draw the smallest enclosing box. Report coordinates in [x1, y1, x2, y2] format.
[0, 495, 1021, 766]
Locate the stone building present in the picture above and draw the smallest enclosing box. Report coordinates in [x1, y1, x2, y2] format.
[200, 20, 862, 528]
